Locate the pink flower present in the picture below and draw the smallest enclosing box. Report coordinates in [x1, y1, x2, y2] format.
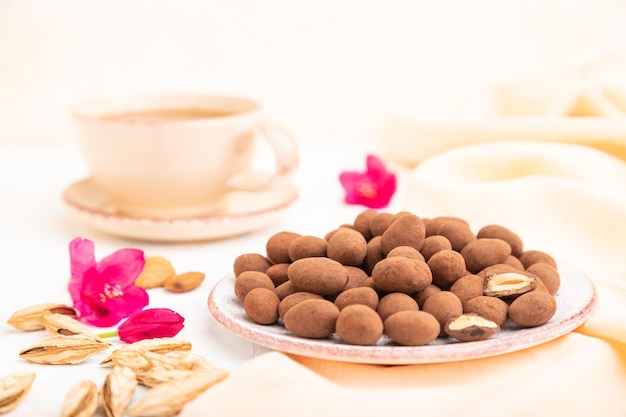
[68, 237, 148, 327]
[116, 308, 185, 343]
[339, 154, 397, 208]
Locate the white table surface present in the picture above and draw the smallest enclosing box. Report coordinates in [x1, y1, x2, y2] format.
[0, 140, 405, 416]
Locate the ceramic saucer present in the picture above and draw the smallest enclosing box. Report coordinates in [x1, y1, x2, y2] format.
[62, 178, 298, 242]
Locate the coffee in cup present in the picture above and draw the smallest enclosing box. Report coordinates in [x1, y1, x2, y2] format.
[71, 93, 299, 218]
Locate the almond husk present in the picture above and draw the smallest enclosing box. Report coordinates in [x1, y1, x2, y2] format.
[100, 337, 192, 367]
[7, 303, 76, 331]
[106, 349, 214, 387]
[19, 334, 110, 365]
[61, 380, 98, 417]
[101, 366, 137, 417]
[43, 313, 104, 342]
[126, 369, 228, 417]
[0, 371, 36, 413]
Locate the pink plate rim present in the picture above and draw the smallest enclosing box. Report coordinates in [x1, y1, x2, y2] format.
[207, 262, 597, 365]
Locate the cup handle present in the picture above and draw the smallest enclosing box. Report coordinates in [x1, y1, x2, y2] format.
[226, 123, 299, 190]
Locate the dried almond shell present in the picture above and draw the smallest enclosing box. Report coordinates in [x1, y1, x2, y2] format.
[0, 371, 36, 413]
[19, 334, 110, 365]
[101, 366, 137, 417]
[61, 380, 98, 417]
[7, 302, 76, 331]
[100, 338, 192, 367]
[137, 369, 200, 388]
[43, 313, 104, 342]
[135, 351, 215, 387]
[106, 349, 213, 384]
[126, 368, 228, 417]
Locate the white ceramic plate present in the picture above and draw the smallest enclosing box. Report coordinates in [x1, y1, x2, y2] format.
[62, 178, 298, 242]
[207, 262, 597, 364]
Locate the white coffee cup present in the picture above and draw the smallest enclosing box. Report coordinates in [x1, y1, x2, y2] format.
[72, 93, 299, 218]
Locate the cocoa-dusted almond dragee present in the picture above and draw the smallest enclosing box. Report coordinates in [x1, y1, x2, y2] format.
[334, 287, 379, 311]
[508, 291, 557, 327]
[424, 216, 468, 238]
[460, 238, 512, 274]
[336, 304, 383, 346]
[436, 220, 476, 251]
[476, 263, 519, 279]
[230, 208, 561, 347]
[526, 262, 561, 295]
[343, 265, 370, 290]
[274, 280, 299, 300]
[287, 257, 348, 295]
[351, 209, 377, 241]
[463, 296, 509, 326]
[283, 299, 340, 339]
[265, 263, 290, 286]
[384, 310, 440, 346]
[386, 245, 425, 262]
[476, 224, 524, 258]
[243, 288, 280, 325]
[379, 213, 426, 255]
[444, 313, 500, 342]
[376, 292, 419, 322]
[278, 292, 323, 319]
[363, 236, 385, 274]
[449, 274, 485, 307]
[326, 228, 368, 266]
[368, 212, 396, 237]
[427, 249, 467, 288]
[233, 253, 272, 277]
[413, 284, 441, 309]
[371, 256, 432, 293]
[483, 269, 537, 298]
[234, 271, 275, 302]
[288, 235, 328, 261]
[266, 231, 301, 264]
[422, 291, 463, 334]
[518, 250, 557, 270]
[504, 255, 525, 270]
[420, 235, 452, 262]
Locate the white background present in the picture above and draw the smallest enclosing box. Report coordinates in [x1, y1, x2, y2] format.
[2, 0, 626, 145]
[1, 3, 626, 415]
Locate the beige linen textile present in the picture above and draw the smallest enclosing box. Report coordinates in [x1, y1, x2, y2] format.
[379, 54, 626, 166]
[183, 140, 626, 417]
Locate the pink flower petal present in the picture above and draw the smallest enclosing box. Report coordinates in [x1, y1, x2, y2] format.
[339, 171, 364, 193]
[97, 248, 145, 287]
[339, 154, 397, 209]
[68, 238, 96, 302]
[73, 297, 116, 327]
[67, 237, 150, 327]
[366, 154, 390, 179]
[118, 308, 185, 343]
[104, 284, 149, 317]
